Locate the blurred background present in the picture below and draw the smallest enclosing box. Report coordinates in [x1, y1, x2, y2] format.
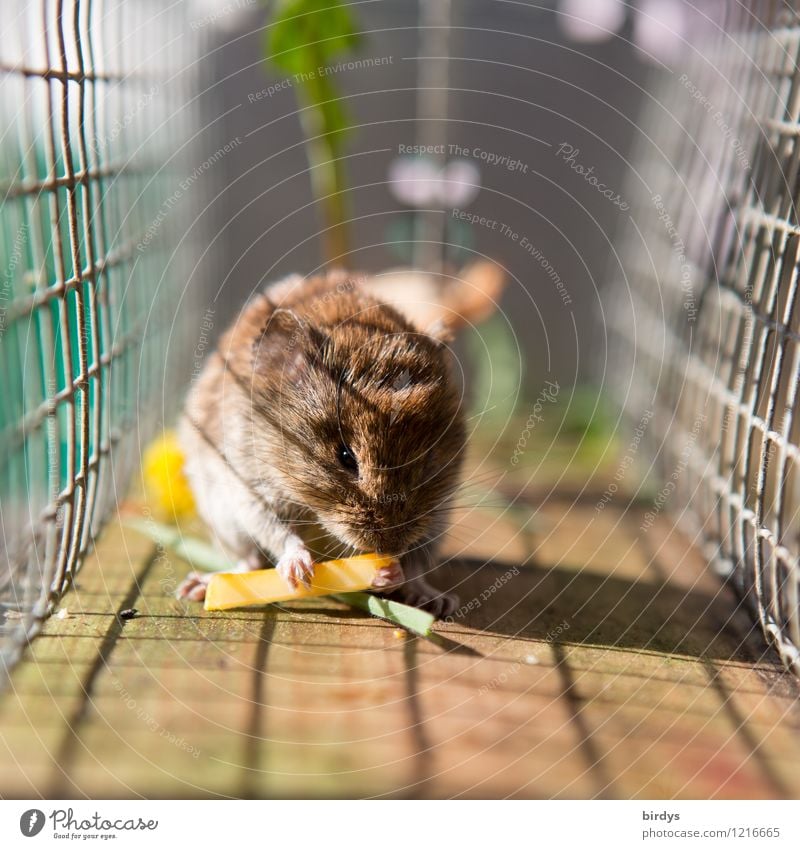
[195, 0, 673, 393]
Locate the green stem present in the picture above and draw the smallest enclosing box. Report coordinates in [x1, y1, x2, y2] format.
[298, 47, 351, 264]
[333, 592, 435, 637]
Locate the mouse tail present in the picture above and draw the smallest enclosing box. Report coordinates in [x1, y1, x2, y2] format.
[361, 261, 506, 338]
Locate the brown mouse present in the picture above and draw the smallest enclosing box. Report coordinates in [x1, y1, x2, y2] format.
[176, 262, 504, 617]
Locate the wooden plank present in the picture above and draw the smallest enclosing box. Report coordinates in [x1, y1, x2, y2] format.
[1, 482, 800, 799]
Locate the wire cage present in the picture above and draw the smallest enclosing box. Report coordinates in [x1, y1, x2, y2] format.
[0, 0, 207, 682]
[606, 3, 800, 675]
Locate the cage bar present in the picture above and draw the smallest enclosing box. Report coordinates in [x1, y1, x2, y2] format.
[0, 0, 207, 685]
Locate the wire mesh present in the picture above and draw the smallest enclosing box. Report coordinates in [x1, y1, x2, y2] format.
[605, 4, 800, 675]
[0, 0, 206, 682]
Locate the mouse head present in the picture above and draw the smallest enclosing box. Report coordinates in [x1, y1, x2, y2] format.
[249, 300, 466, 555]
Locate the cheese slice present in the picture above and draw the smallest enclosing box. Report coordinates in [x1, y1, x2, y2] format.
[204, 553, 395, 611]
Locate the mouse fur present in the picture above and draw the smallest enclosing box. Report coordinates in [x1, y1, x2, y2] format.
[176, 264, 503, 617]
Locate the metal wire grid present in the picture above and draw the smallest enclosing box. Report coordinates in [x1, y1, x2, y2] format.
[0, 0, 205, 681]
[605, 4, 800, 674]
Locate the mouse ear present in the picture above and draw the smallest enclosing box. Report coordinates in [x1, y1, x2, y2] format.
[361, 260, 506, 339]
[252, 308, 326, 382]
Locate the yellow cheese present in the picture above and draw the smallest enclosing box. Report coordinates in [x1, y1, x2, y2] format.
[203, 553, 395, 611]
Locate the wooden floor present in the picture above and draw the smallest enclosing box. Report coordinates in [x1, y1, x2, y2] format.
[2, 444, 800, 799]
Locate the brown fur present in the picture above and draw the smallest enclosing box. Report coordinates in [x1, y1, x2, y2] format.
[178, 264, 503, 616]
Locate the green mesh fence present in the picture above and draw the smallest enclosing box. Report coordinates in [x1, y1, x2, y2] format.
[605, 4, 800, 675]
[0, 0, 207, 681]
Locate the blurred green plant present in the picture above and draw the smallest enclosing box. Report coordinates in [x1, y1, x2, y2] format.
[560, 384, 614, 454]
[266, 0, 362, 263]
[467, 312, 521, 430]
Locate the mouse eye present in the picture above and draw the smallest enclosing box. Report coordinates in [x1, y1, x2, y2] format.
[337, 443, 359, 474]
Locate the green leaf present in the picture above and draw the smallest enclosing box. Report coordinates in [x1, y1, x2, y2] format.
[268, 0, 361, 77]
[263, 0, 361, 247]
[267, 0, 360, 147]
[124, 518, 232, 572]
[333, 592, 435, 637]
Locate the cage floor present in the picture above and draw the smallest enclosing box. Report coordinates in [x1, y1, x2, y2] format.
[2, 451, 800, 799]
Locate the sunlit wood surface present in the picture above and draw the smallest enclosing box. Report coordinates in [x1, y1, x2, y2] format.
[2, 443, 799, 799]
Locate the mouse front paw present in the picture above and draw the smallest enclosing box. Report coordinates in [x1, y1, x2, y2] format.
[276, 543, 315, 589]
[396, 579, 459, 619]
[176, 571, 213, 602]
[176, 557, 259, 602]
[370, 558, 405, 590]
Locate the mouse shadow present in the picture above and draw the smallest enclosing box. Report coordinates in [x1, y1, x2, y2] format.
[427, 556, 762, 663]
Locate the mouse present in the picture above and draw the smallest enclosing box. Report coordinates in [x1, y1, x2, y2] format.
[175, 262, 504, 617]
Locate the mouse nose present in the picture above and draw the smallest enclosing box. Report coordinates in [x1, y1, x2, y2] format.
[358, 527, 404, 555]
[354, 502, 418, 552]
